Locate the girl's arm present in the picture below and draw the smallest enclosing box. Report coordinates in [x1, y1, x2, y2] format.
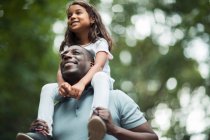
[72, 51, 108, 98]
[80, 51, 107, 85]
[57, 65, 74, 97]
[57, 65, 64, 86]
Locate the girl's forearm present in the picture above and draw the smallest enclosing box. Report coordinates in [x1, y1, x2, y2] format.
[79, 64, 102, 86]
[57, 67, 65, 85]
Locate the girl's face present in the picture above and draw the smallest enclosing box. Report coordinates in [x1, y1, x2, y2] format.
[67, 4, 92, 33]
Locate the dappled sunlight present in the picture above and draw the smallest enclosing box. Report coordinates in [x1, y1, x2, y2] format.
[125, 25, 138, 47]
[184, 37, 209, 78]
[179, 87, 191, 108]
[112, 4, 124, 13]
[119, 50, 132, 65]
[186, 109, 206, 133]
[131, 13, 154, 40]
[185, 38, 209, 63]
[113, 24, 125, 35]
[52, 21, 66, 34]
[120, 80, 134, 92]
[153, 86, 210, 139]
[0, 9, 4, 17]
[173, 28, 184, 40]
[152, 103, 172, 132]
[53, 35, 64, 52]
[166, 77, 177, 90]
[190, 134, 208, 140]
[99, 11, 112, 26]
[52, 21, 66, 52]
[161, 0, 176, 5]
[178, 86, 210, 138]
[147, 80, 160, 92]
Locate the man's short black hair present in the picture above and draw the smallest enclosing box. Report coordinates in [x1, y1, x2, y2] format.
[85, 49, 95, 63]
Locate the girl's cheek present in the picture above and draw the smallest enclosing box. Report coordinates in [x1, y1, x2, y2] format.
[67, 21, 71, 28]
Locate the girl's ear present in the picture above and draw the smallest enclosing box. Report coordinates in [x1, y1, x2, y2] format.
[90, 17, 95, 24]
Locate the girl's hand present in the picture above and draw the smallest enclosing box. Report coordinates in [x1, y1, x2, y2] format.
[59, 82, 77, 98]
[72, 81, 86, 99]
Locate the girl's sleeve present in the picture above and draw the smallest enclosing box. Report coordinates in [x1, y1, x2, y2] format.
[95, 38, 113, 60]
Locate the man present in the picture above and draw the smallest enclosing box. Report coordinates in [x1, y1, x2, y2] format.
[17, 45, 158, 140]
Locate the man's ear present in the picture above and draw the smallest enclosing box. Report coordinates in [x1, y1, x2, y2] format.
[90, 61, 94, 67]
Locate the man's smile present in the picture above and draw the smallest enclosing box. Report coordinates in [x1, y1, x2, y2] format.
[64, 60, 78, 67]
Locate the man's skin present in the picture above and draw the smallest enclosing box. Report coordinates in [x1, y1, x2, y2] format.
[31, 46, 158, 140]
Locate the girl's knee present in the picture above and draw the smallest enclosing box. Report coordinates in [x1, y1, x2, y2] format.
[92, 72, 109, 81]
[40, 83, 58, 97]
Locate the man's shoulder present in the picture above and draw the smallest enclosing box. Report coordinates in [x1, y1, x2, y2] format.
[110, 89, 132, 101]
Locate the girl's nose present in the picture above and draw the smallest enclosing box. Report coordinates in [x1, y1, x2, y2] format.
[70, 13, 76, 19]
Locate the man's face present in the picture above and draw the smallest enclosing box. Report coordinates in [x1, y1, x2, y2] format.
[60, 45, 91, 83]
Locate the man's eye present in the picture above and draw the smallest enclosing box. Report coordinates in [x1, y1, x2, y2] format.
[73, 51, 80, 54]
[61, 51, 67, 57]
[61, 54, 65, 59]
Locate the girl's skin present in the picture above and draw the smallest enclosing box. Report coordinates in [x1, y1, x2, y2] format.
[58, 4, 108, 99]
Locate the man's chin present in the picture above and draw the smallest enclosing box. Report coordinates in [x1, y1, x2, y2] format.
[62, 71, 75, 78]
[62, 71, 80, 83]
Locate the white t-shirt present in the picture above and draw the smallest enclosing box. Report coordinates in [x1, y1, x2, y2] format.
[84, 38, 113, 75]
[62, 38, 113, 75]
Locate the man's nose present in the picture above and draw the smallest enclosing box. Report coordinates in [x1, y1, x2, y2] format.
[63, 52, 73, 60]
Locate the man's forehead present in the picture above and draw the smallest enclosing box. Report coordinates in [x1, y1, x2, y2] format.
[61, 45, 85, 54]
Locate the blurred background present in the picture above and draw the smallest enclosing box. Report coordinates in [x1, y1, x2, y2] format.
[0, 0, 210, 139]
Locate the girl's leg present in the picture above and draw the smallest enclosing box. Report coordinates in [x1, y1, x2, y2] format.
[37, 83, 59, 136]
[91, 72, 111, 111]
[88, 72, 113, 140]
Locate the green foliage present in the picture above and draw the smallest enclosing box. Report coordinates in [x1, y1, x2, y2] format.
[0, 0, 64, 139]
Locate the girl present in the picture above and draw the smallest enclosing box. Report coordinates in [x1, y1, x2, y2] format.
[38, 0, 113, 140]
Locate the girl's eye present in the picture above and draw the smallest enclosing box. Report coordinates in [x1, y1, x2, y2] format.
[67, 14, 72, 19]
[76, 11, 82, 15]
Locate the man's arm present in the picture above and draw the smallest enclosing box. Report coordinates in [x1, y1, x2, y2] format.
[96, 107, 158, 140]
[109, 122, 158, 140]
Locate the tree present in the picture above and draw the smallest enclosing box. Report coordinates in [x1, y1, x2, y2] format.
[0, 0, 64, 139]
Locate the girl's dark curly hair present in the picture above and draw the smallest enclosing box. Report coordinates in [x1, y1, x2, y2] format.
[59, 0, 112, 52]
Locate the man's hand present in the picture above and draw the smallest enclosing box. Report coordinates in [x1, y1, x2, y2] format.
[95, 107, 159, 140]
[95, 107, 118, 135]
[30, 119, 49, 136]
[71, 81, 86, 99]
